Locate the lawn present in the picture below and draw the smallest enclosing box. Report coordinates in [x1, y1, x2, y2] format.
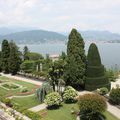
[38, 103, 120, 120]
[12, 95, 41, 112]
[0, 76, 40, 99]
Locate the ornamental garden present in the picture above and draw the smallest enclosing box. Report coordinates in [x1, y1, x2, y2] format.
[0, 29, 120, 120]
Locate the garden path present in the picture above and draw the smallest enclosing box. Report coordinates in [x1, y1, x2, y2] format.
[1, 73, 43, 86]
[8, 94, 35, 99]
[29, 103, 47, 112]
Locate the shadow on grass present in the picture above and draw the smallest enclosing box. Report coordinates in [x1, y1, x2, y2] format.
[47, 104, 63, 110]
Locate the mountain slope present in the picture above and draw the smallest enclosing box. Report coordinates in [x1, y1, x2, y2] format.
[0, 30, 67, 44]
[80, 30, 120, 41]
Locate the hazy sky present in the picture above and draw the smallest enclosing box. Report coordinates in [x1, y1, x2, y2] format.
[0, 0, 120, 33]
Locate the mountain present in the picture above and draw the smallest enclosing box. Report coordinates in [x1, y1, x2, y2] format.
[0, 27, 120, 44]
[80, 30, 120, 42]
[0, 30, 67, 44]
[0, 27, 38, 35]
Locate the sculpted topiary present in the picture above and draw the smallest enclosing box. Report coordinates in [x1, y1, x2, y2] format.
[85, 43, 111, 91]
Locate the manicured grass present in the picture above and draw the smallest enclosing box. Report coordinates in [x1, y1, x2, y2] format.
[0, 76, 39, 98]
[39, 103, 79, 120]
[38, 104, 120, 120]
[12, 95, 41, 112]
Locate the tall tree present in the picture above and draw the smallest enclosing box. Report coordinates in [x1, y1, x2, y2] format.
[1, 39, 10, 73]
[0, 51, 2, 72]
[64, 29, 86, 88]
[85, 43, 110, 91]
[9, 41, 21, 75]
[23, 46, 29, 60]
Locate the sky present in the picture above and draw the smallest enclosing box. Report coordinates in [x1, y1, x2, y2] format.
[0, 0, 120, 33]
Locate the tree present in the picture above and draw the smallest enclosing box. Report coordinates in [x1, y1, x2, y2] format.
[36, 82, 53, 102]
[0, 51, 2, 72]
[85, 43, 111, 91]
[9, 41, 21, 75]
[64, 29, 86, 88]
[48, 59, 65, 91]
[1, 39, 10, 73]
[78, 94, 107, 120]
[20, 60, 36, 73]
[26, 52, 43, 61]
[23, 46, 29, 60]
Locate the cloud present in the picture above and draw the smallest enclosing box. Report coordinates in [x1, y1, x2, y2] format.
[0, 0, 120, 33]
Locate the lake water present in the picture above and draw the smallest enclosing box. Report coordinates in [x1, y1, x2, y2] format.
[18, 43, 120, 69]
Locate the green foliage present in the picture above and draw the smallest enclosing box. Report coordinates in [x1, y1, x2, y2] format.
[64, 28, 86, 88]
[48, 59, 65, 91]
[85, 43, 110, 91]
[63, 86, 78, 103]
[1, 39, 10, 73]
[78, 94, 107, 120]
[24, 110, 41, 120]
[105, 69, 117, 82]
[98, 87, 109, 95]
[109, 87, 120, 105]
[23, 46, 29, 60]
[1, 98, 13, 107]
[9, 41, 21, 75]
[87, 43, 101, 66]
[0, 51, 2, 72]
[44, 92, 62, 107]
[20, 60, 36, 73]
[26, 52, 43, 61]
[36, 82, 53, 102]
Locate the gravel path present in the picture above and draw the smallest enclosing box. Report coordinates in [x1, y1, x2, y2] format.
[29, 103, 47, 112]
[1, 73, 43, 86]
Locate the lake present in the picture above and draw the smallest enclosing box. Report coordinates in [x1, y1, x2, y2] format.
[18, 43, 120, 69]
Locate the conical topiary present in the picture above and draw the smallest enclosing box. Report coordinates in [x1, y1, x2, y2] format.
[85, 43, 111, 91]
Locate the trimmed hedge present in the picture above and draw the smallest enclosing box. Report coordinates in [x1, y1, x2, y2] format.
[85, 43, 111, 91]
[86, 65, 105, 77]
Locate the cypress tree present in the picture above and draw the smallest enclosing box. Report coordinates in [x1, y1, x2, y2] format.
[1, 39, 10, 73]
[0, 51, 2, 72]
[85, 43, 111, 91]
[64, 29, 86, 88]
[23, 46, 29, 60]
[9, 41, 21, 75]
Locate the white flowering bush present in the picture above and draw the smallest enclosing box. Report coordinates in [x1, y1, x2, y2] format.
[63, 86, 78, 103]
[44, 92, 62, 107]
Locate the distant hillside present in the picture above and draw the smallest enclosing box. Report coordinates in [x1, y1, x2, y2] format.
[0, 30, 67, 44]
[0, 27, 120, 44]
[80, 30, 120, 42]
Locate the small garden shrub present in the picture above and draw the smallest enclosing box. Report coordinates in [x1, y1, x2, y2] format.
[109, 87, 120, 105]
[78, 94, 107, 120]
[1, 98, 13, 107]
[98, 87, 109, 95]
[24, 110, 41, 120]
[63, 86, 78, 103]
[44, 92, 61, 108]
[21, 87, 28, 93]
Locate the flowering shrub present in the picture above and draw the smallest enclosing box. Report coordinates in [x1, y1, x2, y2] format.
[63, 86, 78, 103]
[109, 87, 120, 105]
[44, 92, 61, 107]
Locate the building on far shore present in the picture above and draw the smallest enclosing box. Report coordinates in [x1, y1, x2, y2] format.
[50, 54, 59, 61]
